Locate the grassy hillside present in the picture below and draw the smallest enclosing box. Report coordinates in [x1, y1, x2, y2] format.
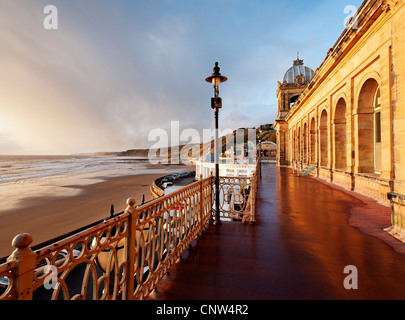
[118, 124, 276, 158]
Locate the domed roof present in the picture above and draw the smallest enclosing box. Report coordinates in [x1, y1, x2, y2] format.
[283, 58, 315, 84]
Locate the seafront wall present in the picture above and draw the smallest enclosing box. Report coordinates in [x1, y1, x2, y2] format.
[150, 176, 166, 200]
[150, 171, 197, 200]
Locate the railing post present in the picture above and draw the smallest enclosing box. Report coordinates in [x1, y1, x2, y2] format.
[251, 175, 257, 223]
[7, 233, 36, 300]
[124, 198, 137, 300]
[199, 175, 204, 235]
[209, 173, 214, 223]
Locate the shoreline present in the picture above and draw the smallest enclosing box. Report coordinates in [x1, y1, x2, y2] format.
[0, 171, 177, 259]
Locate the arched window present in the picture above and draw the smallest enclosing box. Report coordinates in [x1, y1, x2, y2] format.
[289, 95, 300, 109]
[334, 98, 347, 170]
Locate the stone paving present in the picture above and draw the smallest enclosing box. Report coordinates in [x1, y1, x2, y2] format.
[153, 164, 405, 300]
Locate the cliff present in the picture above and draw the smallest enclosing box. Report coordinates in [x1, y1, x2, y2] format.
[118, 125, 276, 158]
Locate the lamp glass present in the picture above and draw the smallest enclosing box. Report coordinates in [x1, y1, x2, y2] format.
[212, 77, 221, 87]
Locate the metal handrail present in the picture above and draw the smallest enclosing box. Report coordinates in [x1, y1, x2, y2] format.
[0, 167, 259, 300]
[0, 177, 213, 300]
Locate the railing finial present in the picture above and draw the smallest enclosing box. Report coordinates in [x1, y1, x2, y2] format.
[9, 233, 33, 260]
[7, 233, 36, 300]
[125, 198, 136, 213]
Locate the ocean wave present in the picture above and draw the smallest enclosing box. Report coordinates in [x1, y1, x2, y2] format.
[0, 156, 148, 185]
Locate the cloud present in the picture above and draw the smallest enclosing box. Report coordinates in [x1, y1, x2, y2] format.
[0, 0, 205, 153]
[0, 0, 363, 154]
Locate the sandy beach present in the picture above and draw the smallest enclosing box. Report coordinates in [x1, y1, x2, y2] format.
[0, 164, 192, 259]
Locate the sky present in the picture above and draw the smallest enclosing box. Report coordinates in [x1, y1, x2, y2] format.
[0, 0, 362, 155]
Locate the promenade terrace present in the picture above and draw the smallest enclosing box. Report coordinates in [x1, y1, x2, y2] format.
[155, 164, 405, 300]
[2, 164, 405, 300]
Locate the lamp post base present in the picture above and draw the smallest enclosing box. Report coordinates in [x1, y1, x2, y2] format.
[213, 219, 222, 226]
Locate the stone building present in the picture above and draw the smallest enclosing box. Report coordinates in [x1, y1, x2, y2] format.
[274, 0, 405, 242]
[258, 141, 277, 162]
[276, 56, 315, 164]
[277, 56, 315, 121]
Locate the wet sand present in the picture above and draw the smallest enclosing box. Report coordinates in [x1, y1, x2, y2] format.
[0, 172, 171, 259]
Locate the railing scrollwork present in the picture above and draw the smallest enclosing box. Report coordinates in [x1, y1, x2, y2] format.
[0, 164, 258, 300]
[0, 177, 214, 300]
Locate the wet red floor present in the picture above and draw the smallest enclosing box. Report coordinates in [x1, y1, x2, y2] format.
[153, 164, 405, 300]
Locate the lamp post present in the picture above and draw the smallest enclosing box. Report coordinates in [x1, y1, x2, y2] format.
[205, 62, 227, 225]
[258, 137, 262, 180]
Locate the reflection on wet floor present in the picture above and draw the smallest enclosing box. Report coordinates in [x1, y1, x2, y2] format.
[154, 164, 405, 300]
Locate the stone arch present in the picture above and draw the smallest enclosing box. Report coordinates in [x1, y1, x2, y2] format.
[355, 71, 381, 109]
[303, 122, 308, 164]
[310, 116, 316, 165]
[319, 109, 329, 167]
[292, 129, 296, 162]
[297, 126, 301, 162]
[356, 77, 380, 173]
[334, 97, 347, 170]
[289, 94, 300, 108]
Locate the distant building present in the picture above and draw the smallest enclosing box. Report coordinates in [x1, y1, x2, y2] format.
[276, 56, 315, 121]
[195, 152, 256, 180]
[258, 141, 277, 162]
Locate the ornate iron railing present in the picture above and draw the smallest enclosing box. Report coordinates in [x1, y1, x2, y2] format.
[0, 165, 258, 300]
[0, 177, 212, 300]
[0, 260, 17, 300]
[213, 160, 259, 223]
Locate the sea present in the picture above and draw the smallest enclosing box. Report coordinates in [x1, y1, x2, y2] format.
[0, 155, 186, 214]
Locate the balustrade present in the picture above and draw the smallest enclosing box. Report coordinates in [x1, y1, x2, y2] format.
[0, 165, 259, 300]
